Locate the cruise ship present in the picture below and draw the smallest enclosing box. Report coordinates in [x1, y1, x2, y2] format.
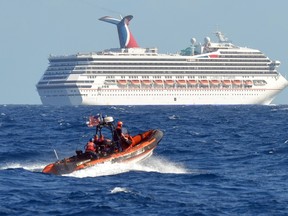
[36, 15, 288, 106]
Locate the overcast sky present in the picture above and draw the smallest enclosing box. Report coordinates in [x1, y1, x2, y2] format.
[1, 0, 288, 105]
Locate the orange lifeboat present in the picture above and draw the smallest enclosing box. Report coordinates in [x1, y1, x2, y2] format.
[199, 80, 209, 85]
[142, 80, 152, 85]
[245, 80, 253, 86]
[232, 80, 242, 85]
[176, 80, 186, 85]
[117, 80, 127, 85]
[154, 80, 163, 85]
[188, 80, 197, 85]
[131, 80, 141, 85]
[222, 80, 231, 85]
[165, 80, 174, 86]
[210, 80, 221, 85]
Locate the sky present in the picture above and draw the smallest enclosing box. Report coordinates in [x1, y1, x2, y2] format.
[1, 0, 288, 105]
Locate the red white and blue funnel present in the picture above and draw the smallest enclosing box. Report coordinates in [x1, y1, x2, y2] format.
[99, 15, 139, 48]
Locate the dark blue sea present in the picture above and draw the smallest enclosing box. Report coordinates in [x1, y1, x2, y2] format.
[1, 105, 288, 215]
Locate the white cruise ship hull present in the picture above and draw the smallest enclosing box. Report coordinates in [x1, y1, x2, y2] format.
[38, 75, 288, 106]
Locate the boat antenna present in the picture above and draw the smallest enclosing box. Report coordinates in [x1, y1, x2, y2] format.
[53, 149, 59, 160]
[48, 136, 60, 160]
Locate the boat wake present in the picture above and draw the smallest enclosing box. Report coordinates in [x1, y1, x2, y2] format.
[133, 156, 188, 174]
[66, 156, 189, 178]
[0, 162, 46, 172]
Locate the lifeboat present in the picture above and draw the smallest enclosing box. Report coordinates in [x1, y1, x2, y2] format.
[253, 80, 267, 86]
[244, 80, 253, 86]
[42, 115, 163, 175]
[142, 80, 152, 85]
[131, 80, 141, 85]
[187, 80, 197, 85]
[117, 80, 127, 85]
[210, 80, 221, 85]
[222, 80, 231, 85]
[199, 80, 209, 85]
[176, 80, 186, 85]
[154, 80, 163, 85]
[165, 80, 174, 86]
[232, 80, 242, 85]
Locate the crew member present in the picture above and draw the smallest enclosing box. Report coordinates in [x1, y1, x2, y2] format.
[98, 134, 105, 154]
[96, 134, 106, 155]
[93, 135, 100, 154]
[93, 135, 99, 144]
[113, 121, 130, 151]
[85, 138, 98, 158]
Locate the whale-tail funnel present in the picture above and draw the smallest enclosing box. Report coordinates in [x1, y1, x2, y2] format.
[99, 15, 139, 48]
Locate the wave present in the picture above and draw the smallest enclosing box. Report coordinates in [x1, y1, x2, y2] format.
[168, 114, 179, 120]
[110, 187, 130, 194]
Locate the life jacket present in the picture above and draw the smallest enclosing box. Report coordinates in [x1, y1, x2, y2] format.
[85, 142, 96, 152]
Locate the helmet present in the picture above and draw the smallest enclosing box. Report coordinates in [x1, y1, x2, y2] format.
[89, 138, 94, 142]
[117, 121, 123, 127]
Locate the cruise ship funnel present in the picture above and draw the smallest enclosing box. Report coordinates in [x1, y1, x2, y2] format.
[99, 15, 139, 48]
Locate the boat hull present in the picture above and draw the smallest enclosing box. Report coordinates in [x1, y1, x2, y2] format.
[42, 129, 163, 175]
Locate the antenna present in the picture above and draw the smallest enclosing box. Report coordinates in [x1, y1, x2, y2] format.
[54, 149, 59, 160]
[190, 38, 196, 56]
[215, 31, 228, 43]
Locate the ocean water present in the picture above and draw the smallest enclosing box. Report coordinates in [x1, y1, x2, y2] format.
[0, 105, 288, 215]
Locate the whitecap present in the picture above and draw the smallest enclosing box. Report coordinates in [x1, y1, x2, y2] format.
[168, 115, 179, 120]
[110, 187, 130, 194]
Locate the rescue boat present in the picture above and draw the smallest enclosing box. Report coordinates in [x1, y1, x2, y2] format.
[42, 115, 163, 175]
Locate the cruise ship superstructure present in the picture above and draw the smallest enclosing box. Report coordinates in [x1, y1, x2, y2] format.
[36, 15, 288, 105]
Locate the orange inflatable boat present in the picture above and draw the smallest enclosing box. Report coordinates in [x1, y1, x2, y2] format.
[42, 115, 163, 175]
